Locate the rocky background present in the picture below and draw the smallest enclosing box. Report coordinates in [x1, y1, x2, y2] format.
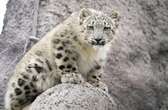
[0, 0, 168, 110]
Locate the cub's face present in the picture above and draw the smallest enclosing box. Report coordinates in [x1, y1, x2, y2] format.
[79, 8, 119, 47]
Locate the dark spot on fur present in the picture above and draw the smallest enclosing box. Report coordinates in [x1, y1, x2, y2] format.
[96, 84, 99, 87]
[36, 58, 44, 64]
[18, 78, 25, 86]
[59, 65, 65, 70]
[10, 94, 14, 98]
[95, 65, 101, 70]
[26, 95, 36, 102]
[35, 51, 43, 56]
[26, 67, 32, 73]
[45, 60, 52, 71]
[73, 36, 78, 41]
[52, 39, 60, 44]
[65, 70, 70, 72]
[111, 29, 115, 34]
[30, 82, 35, 88]
[32, 75, 38, 82]
[42, 75, 46, 81]
[33, 89, 38, 93]
[14, 104, 19, 107]
[22, 74, 29, 80]
[72, 67, 76, 71]
[18, 99, 26, 105]
[34, 64, 43, 73]
[25, 91, 31, 95]
[56, 53, 63, 59]
[63, 57, 69, 62]
[92, 75, 97, 79]
[73, 82, 78, 84]
[27, 65, 32, 68]
[67, 64, 72, 68]
[57, 46, 64, 50]
[62, 40, 71, 46]
[72, 57, 76, 61]
[65, 49, 71, 53]
[60, 34, 64, 37]
[24, 85, 30, 90]
[15, 88, 22, 95]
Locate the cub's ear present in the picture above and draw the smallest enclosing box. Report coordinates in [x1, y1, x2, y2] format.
[79, 8, 92, 24]
[110, 10, 120, 28]
[110, 10, 120, 21]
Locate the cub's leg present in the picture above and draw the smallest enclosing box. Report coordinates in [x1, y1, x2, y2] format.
[87, 65, 108, 92]
[5, 56, 54, 110]
[52, 37, 84, 84]
[5, 74, 39, 110]
[56, 48, 84, 84]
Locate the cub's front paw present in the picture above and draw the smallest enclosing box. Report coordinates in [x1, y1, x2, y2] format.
[98, 81, 109, 93]
[61, 73, 85, 84]
[89, 81, 109, 93]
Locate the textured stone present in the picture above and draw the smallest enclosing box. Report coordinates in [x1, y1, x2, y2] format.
[30, 83, 116, 110]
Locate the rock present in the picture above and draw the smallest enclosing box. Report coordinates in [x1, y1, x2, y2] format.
[30, 83, 117, 110]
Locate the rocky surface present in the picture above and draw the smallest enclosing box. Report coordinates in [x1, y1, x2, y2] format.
[30, 83, 116, 110]
[0, 0, 168, 110]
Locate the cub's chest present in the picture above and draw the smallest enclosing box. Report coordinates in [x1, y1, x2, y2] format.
[77, 55, 97, 76]
[78, 45, 110, 74]
[77, 45, 104, 76]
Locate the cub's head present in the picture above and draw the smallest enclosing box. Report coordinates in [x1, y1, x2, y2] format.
[79, 8, 120, 47]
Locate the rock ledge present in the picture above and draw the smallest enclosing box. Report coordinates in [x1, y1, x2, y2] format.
[31, 83, 116, 110]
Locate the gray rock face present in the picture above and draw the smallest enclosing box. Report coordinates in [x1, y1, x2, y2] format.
[1, 0, 168, 110]
[30, 83, 116, 110]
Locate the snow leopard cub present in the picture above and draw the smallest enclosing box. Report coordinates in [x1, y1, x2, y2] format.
[5, 8, 119, 110]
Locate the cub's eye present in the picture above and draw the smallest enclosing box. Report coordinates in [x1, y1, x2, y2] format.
[104, 27, 111, 31]
[87, 26, 94, 30]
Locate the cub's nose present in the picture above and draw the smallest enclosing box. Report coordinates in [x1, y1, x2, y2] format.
[92, 38, 105, 45]
[95, 38, 102, 43]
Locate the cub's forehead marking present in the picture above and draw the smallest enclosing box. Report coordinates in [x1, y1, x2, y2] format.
[85, 15, 112, 26]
